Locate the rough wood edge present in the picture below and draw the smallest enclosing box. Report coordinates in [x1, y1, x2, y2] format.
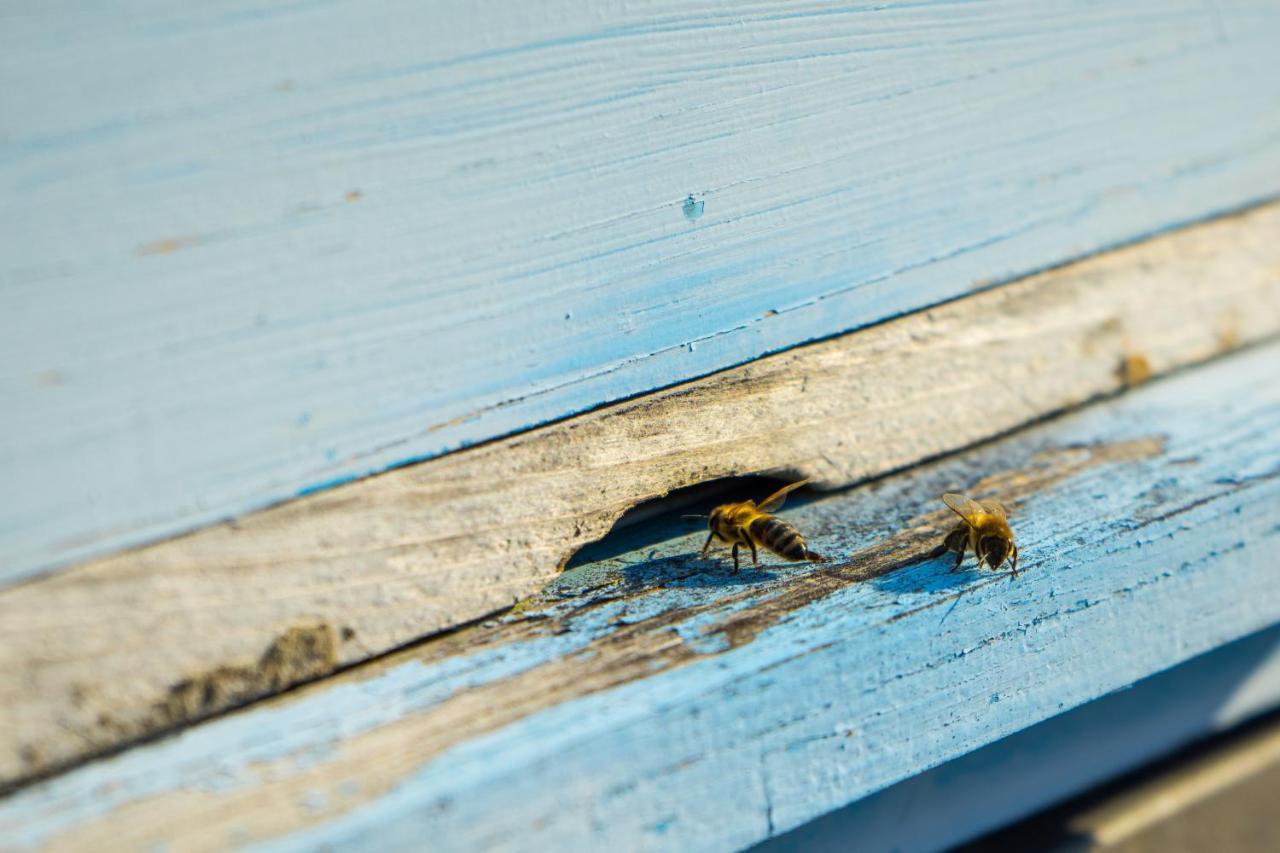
[2, 202, 1280, 786]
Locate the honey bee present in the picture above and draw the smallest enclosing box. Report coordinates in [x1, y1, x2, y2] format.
[700, 479, 827, 573]
[936, 493, 1019, 578]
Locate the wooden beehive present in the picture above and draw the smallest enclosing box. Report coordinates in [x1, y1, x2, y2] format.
[2, 2, 1279, 849]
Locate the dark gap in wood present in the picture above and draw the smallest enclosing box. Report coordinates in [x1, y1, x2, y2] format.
[564, 473, 801, 568]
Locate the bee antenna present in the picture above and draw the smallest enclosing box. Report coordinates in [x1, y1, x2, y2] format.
[681, 514, 709, 520]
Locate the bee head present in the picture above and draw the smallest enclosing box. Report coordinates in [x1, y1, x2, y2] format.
[978, 534, 1010, 570]
[707, 506, 724, 531]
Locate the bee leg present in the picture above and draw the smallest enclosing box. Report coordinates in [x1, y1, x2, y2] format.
[748, 539, 759, 566]
[1008, 544, 1019, 580]
[700, 531, 715, 558]
[944, 527, 968, 572]
[923, 541, 950, 561]
[731, 543, 741, 574]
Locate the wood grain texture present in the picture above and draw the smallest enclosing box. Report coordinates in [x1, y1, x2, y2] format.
[4, 0, 1280, 585]
[2, 202, 1280, 787]
[2, 342, 1277, 852]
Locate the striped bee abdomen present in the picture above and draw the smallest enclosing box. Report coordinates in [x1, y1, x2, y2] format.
[750, 516, 817, 562]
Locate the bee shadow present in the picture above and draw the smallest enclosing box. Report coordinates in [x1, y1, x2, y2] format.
[615, 552, 776, 592]
[561, 473, 804, 593]
[871, 552, 981, 596]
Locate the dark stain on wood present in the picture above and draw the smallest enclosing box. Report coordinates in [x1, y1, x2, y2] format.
[4, 624, 340, 795]
[155, 624, 338, 727]
[1119, 352, 1153, 387]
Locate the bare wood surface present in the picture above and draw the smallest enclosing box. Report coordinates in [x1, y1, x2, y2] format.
[2, 203, 1279, 787]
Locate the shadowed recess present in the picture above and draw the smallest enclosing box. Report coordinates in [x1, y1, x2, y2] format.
[564, 473, 808, 568]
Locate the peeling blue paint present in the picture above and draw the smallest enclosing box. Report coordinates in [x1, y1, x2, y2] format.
[1, 344, 1277, 851]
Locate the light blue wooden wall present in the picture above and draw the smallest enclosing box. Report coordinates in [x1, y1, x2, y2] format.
[3, 0, 1280, 583]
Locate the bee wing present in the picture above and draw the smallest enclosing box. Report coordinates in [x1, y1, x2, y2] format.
[757, 479, 810, 513]
[942, 493, 985, 524]
[979, 499, 1009, 520]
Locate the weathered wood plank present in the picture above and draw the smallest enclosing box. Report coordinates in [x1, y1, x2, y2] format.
[760, 624, 1280, 852]
[2, 203, 1279, 786]
[2, 342, 1277, 851]
[4, 0, 1280, 584]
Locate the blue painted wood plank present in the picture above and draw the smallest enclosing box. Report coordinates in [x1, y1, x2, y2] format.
[3, 0, 1280, 584]
[1, 342, 1277, 850]
[759, 623, 1280, 853]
